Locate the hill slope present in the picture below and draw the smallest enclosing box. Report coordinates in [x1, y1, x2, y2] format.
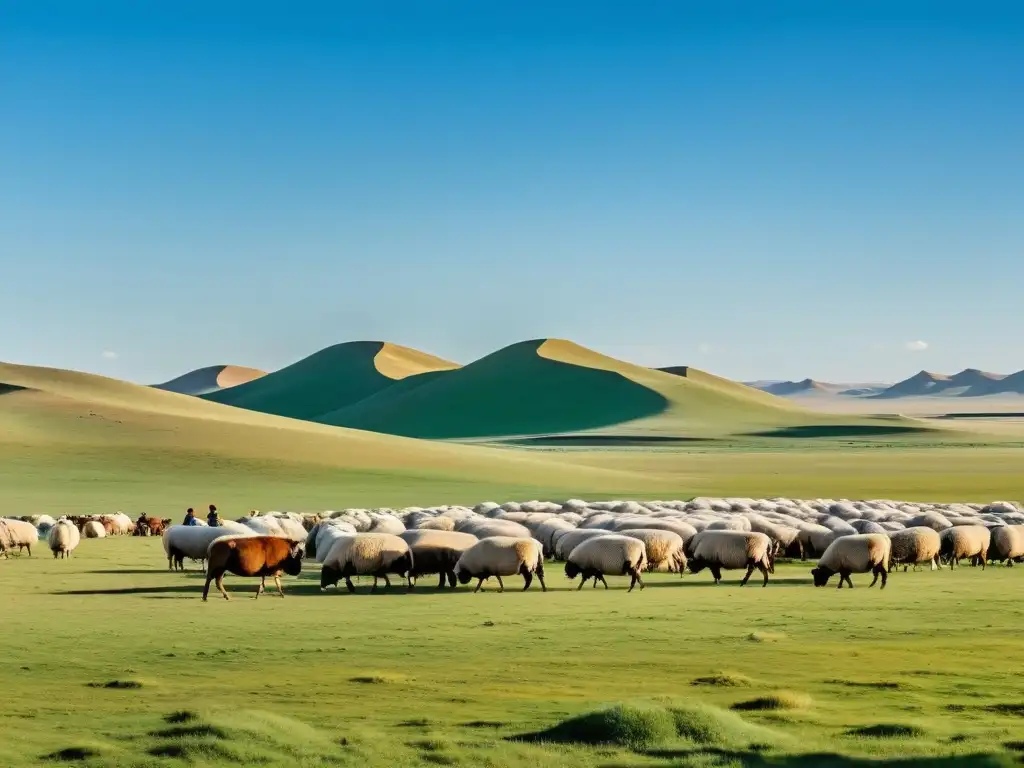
[875, 369, 1007, 398]
[154, 365, 266, 396]
[203, 341, 458, 420]
[321, 339, 817, 439]
[0, 360, 645, 513]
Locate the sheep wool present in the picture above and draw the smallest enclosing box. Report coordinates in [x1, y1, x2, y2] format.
[887, 527, 941, 571]
[989, 525, 1024, 565]
[82, 520, 106, 539]
[453, 536, 546, 593]
[564, 534, 647, 591]
[812, 533, 891, 589]
[616, 528, 686, 573]
[0, 518, 39, 556]
[553, 528, 611, 561]
[320, 533, 413, 592]
[939, 525, 991, 570]
[48, 519, 81, 559]
[688, 530, 774, 586]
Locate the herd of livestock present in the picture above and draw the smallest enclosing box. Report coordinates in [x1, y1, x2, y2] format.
[2, 497, 1023, 598]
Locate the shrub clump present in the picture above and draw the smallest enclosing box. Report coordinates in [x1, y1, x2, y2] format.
[846, 723, 925, 739]
[522, 703, 677, 750]
[732, 691, 812, 711]
[691, 672, 754, 688]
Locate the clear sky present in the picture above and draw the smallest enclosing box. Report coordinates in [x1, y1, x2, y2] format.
[3, 1, 1022, 385]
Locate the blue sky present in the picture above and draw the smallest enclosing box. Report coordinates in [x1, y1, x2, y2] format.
[2, 1, 1022, 384]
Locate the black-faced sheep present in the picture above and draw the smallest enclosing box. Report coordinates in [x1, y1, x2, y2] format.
[687, 531, 774, 586]
[453, 536, 545, 593]
[811, 534, 891, 589]
[564, 535, 646, 591]
[320, 533, 413, 593]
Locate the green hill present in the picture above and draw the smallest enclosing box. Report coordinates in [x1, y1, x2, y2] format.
[203, 341, 458, 420]
[0, 359, 645, 514]
[319, 339, 817, 439]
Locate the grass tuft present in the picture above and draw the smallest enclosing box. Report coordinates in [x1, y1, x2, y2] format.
[987, 703, 1024, 716]
[520, 702, 677, 750]
[747, 631, 786, 643]
[350, 674, 404, 685]
[42, 747, 99, 762]
[845, 723, 925, 738]
[732, 691, 812, 711]
[86, 679, 142, 690]
[692, 672, 754, 687]
[165, 710, 199, 724]
[667, 701, 779, 748]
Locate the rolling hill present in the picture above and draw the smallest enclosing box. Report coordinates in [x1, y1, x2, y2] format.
[0, 359, 650, 513]
[320, 339, 889, 440]
[154, 365, 266, 396]
[202, 341, 459, 420]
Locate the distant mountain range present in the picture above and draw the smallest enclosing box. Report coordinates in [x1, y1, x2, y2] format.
[746, 368, 1024, 399]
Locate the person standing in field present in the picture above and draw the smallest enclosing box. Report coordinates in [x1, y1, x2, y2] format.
[207, 504, 219, 527]
[183, 508, 199, 526]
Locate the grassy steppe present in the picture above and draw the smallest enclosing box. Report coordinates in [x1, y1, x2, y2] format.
[2, 538, 1023, 767]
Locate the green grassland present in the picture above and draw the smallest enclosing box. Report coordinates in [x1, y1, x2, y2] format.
[2, 538, 1023, 767]
[3, 357, 1024, 514]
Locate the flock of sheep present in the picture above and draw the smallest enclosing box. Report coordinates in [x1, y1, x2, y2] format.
[4, 499, 1022, 595]
[0, 512, 135, 559]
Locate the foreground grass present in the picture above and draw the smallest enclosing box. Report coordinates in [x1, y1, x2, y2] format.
[2, 539, 1023, 767]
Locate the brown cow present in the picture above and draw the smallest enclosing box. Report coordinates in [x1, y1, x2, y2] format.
[146, 517, 169, 536]
[202, 536, 303, 602]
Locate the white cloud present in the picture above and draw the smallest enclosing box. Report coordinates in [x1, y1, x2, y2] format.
[697, 343, 712, 354]
[904, 340, 929, 352]
[101, 350, 119, 360]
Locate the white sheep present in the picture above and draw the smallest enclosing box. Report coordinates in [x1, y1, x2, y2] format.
[320, 533, 413, 592]
[453, 536, 546, 593]
[48, 519, 81, 559]
[564, 535, 647, 591]
[888, 527, 941, 571]
[0, 518, 38, 556]
[304, 519, 358, 562]
[553, 528, 611, 560]
[939, 525, 991, 570]
[989, 525, 1024, 565]
[533, 518, 577, 558]
[687, 531, 774, 586]
[812, 533, 891, 589]
[81, 520, 106, 539]
[455, 518, 532, 540]
[162, 522, 254, 570]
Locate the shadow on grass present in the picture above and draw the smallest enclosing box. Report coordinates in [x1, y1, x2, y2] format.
[744, 425, 934, 439]
[644, 748, 1009, 767]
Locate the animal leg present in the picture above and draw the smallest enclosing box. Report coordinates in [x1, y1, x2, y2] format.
[345, 576, 356, 593]
[474, 578, 485, 593]
[255, 577, 265, 600]
[382, 574, 392, 589]
[202, 574, 213, 601]
[740, 562, 754, 586]
[879, 565, 887, 589]
[868, 569, 879, 587]
[216, 573, 230, 601]
[371, 576, 379, 592]
[758, 561, 769, 587]
[710, 564, 722, 584]
[520, 564, 533, 591]
[438, 573, 446, 589]
[274, 574, 284, 597]
[495, 574, 505, 592]
[577, 577, 586, 591]
[536, 567, 546, 592]
[600, 574, 609, 590]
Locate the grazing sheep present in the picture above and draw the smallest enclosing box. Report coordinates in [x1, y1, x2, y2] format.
[687, 531, 774, 586]
[811, 534, 891, 589]
[989, 525, 1024, 565]
[320, 533, 413, 593]
[553, 528, 611, 560]
[616, 529, 687, 573]
[399, 530, 478, 588]
[202, 536, 303, 601]
[906, 511, 953, 532]
[850, 519, 888, 535]
[0, 518, 38, 556]
[162, 522, 254, 571]
[939, 525, 991, 570]
[304, 519, 358, 562]
[454, 537, 546, 593]
[533, 518, 578, 558]
[455, 518, 532, 539]
[82, 520, 106, 539]
[888, 527, 941, 572]
[48, 519, 80, 559]
[564, 535, 647, 591]
[413, 516, 456, 532]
